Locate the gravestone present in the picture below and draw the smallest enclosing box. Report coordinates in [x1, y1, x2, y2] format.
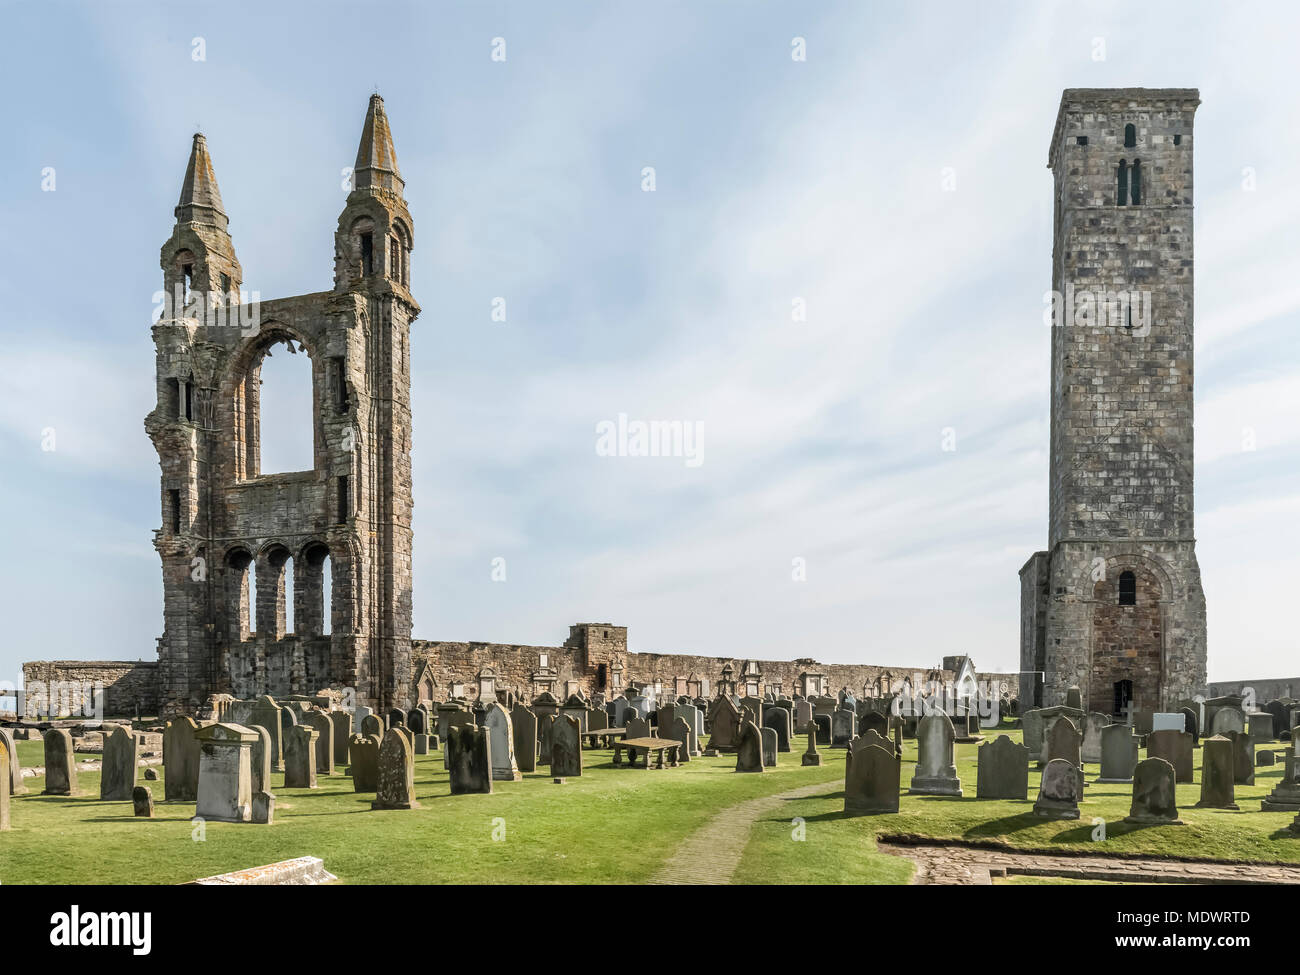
[626, 717, 650, 741]
[511, 705, 538, 773]
[561, 695, 589, 734]
[1124, 758, 1183, 825]
[250, 725, 272, 794]
[764, 707, 792, 752]
[1032, 758, 1082, 819]
[588, 708, 608, 732]
[608, 696, 628, 727]
[761, 727, 778, 767]
[1046, 716, 1082, 768]
[550, 714, 582, 778]
[1209, 708, 1245, 737]
[1257, 749, 1276, 767]
[677, 703, 703, 755]
[101, 726, 139, 801]
[353, 705, 374, 737]
[284, 724, 319, 789]
[348, 734, 380, 792]
[195, 722, 258, 822]
[668, 715, 692, 764]
[1180, 706, 1200, 746]
[1247, 712, 1274, 745]
[975, 735, 1029, 800]
[735, 717, 764, 773]
[483, 703, 521, 782]
[387, 708, 405, 730]
[361, 714, 383, 739]
[801, 721, 822, 767]
[1020, 708, 1044, 762]
[1261, 730, 1300, 811]
[1065, 686, 1083, 711]
[304, 710, 335, 776]
[448, 724, 493, 795]
[795, 699, 813, 730]
[42, 728, 80, 797]
[414, 734, 429, 755]
[249, 696, 284, 771]
[860, 711, 888, 740]
[162, 717, 200, 802]
[0, 742, 8, 830]
[1224, 730, 1254, 786]
[372, 729, 418, 810]
[1098, 724, 1140, 783]
[1037, 706, 1087, 763]
[407, 708, 427, 735]
[740, 697, 763, 729]
[813, 713, 832, 746]
[132, 784, 154, 818]
[1145, 729, 1193, 783]
[330, 710, 353, 766]
[535, 713, 555, 768]
[1081, 713, 1109, 764]
[0, 729, 27, 795]
[1152, 712, 1186, 733]
[251, 791, 274, 825]
[909, 713, 961, 796]
[843, 738, 900, 815]
[1195, 735, 1239, 810]
[831, 709, 856, 748]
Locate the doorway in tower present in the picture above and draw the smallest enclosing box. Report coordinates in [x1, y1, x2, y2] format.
[1089, 566, 1164, 716]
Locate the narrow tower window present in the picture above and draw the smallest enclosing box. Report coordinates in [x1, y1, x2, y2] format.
[360, 233, 373, 275]
[1130, 159, 1142, 205]
[1117, 159, 1128, 206]
[169, 489, 181, 534]
[183, 374, 194, 421]
[1118, 571, 1137, 606]
[336, 475, 350, 524]
[1124, 123, 1136, 148]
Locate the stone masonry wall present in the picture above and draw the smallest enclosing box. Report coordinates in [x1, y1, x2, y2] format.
[21, 661, 161, 718]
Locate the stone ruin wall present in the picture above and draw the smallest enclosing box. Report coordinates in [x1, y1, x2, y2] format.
[20, 661, 161, 718]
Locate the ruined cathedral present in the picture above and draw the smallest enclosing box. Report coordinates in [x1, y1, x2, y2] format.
[1019, 89, 1208, 716]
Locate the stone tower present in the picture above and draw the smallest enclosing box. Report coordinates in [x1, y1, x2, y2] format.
[1020, 89, 1207, 716]
[146, 95, 418, 715]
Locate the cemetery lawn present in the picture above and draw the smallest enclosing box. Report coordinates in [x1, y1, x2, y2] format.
[1, 745, 863, 885]
[733, 726, 1300, 884]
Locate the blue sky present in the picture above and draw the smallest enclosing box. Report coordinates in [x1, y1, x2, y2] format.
[1, 0, 1298, 687]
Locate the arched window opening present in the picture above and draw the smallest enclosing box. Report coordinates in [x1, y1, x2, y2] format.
[1118, 570, 1137, 606]
[183, 374, 194, 421]
[226, 550, 254, 641]
[1130, 159, 1142, 205]
[1124, 123, 1136, 148]
[1117, 159, 1128, 206]
[256, 338, 314, 474]
[284, 555, 295, 635]
[259, 547, 291, 640]
[300, 543, 332, 638]
[245, 555, 258, 638]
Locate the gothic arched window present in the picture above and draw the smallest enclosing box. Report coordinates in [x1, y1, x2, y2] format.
[1124, 123, 1136, 148]
[1118, 570, 1137, 606]
[1117, 159, 1128, 206]
[1130, 159, 1142, 205]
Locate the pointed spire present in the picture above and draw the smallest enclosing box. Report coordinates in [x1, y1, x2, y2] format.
[175, 133, 228, 229]
[352, 94, 403, 193]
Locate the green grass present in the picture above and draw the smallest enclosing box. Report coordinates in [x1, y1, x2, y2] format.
[733, 727, 1300, 884]
[7, 727, 1298, 884]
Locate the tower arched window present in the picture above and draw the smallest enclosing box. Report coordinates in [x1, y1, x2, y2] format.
[1130, 159, 1142, 205]
[1124, 123, 1136, 148]
[1117, 159, 1128, 206]
[1118, 571, 1137, 606]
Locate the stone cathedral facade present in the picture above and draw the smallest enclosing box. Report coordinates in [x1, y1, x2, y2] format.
[1020, 89, 1208, 716]
[145, 95, 416, 715]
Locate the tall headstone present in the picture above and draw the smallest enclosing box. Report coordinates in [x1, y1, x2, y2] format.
[813, 713, 832, 746]
[249, 696, 284, 771]
[372, 728, 418, 810]
[448, 724, 493, 795]
[194, 722, 257, 823]
[284, 724, 318, 789]
[764, 707, 792, 752]
[1209, 707, 1245, 737]
[831, 709, 856, 748]
[795, 699, 813, 731]
[1261, 729, 1300, 811]
[1224, 730, 1254, 786]
[550, 714, 582, 778]
[860, 711, 888, 740]
[668, 715, 692, 765]
[1180, 705, 1200, 746]
[330, 710, 353, 766]
[483, 703, 521, 782]
[41, 728, 80, 797]
[1247, 712, 1274, 745]
[761, 727, 778, 767]
[975, 735, 1029, 800]
[735, 717, 764, 773]
[1032, 758, 1082, 820]
[677, 703, 703, 755]
[304, 710, 335, 776]
[348, 733, 380, 792]
[1195, 735, 1238, 810]
[844, 738, 900, 815]
[1064, 686, 1083, 711]
[100, 726, 139, 801]
[511, 705, 538, 774]
[1146, 729, 1193, 783]
[249, 724, 272, 794]
[0, 728, 27, 796]
[361, 713, 383, 739]
[1097, 724, 1140, 783]
[0, 741, 9, 830]
[801, 720, 822, 767]
[132, 785, 154, 819]
[162, 717, 200, 802]
[1081, 713, 1109, 764]
[909, 713, 961, 796]
[1125, 757, 1183, 825]
[1045, 716, 1082, 768]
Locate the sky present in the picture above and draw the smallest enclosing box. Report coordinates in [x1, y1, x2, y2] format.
[1, 0, 1298, 689]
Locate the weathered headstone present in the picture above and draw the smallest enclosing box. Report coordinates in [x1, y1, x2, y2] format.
[1180, 705, 1200, 746]
[1046, 716, 1082, 768]
[1064, 686, 1083, 711]
[550, 714, 582, 778]
[801, 720, 822, 766]
[511, 705, 538, 773]
[677, 703, 703, 755]
[668, 715, 692, 765]
[249, 724, 272, 794]
[626, 716, 650, 741]
[735, 717, 764, 773]
[483, 702, 520, 781]
[0, 728, 27, 796]
[813, 713, 832, 746]
[831, 709, 856, 748]
[1033, 758, 1082, 819]
[1020, 708, 1045, 762]
[360, 713, 383, 739]
[975, 735, 1029, 800]
[1247, 712, 1274, 746]
[860, 711, 888, 740]
[407, 708, 427, 735]
[1224, 730, 1254, 786]
[761, 727, 778, 767]
[1209, 707, 1245, 737]
[330, 710, 353, 766]
[1124, 758, 1183, 824]
[843, 738, 900, 815]
[1152, 712, 1186, 733]
[304, 710, 335, 776]
[1081, 713, 1109, 764]
[132, 784, 154, 818]
[1195, 735, 1239, 810]
[372, 728, 418, 810]
[448, 724, 493, 794]
[348, 733, 380, 792]
[795, 699, 813, 731]
[195, 723, 258, 823]
[0, 741, 9, 830]
[162, 717, 200, 801]
[284, 724, 318, 789]
[1146, 729, 1193, 783]
[101, 726, 140, 801]
[251, 791, 275, 824]
[909, 713, 961, 796]
[1262, 730, 1300, 811]
[739, 697, 763, 730]
[1098, 724, 1140, 783]
[245, 696, 285, 771]
[42, 728, 80, 797]
[764, 707, 792, 752]
[387, 708, 405, 730]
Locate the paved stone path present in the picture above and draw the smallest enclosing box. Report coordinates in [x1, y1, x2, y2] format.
[649, 781, 832, 885]
[879, 838, 1300, 885]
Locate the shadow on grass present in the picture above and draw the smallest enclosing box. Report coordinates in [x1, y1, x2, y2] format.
[961, 810, 1042, 839]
